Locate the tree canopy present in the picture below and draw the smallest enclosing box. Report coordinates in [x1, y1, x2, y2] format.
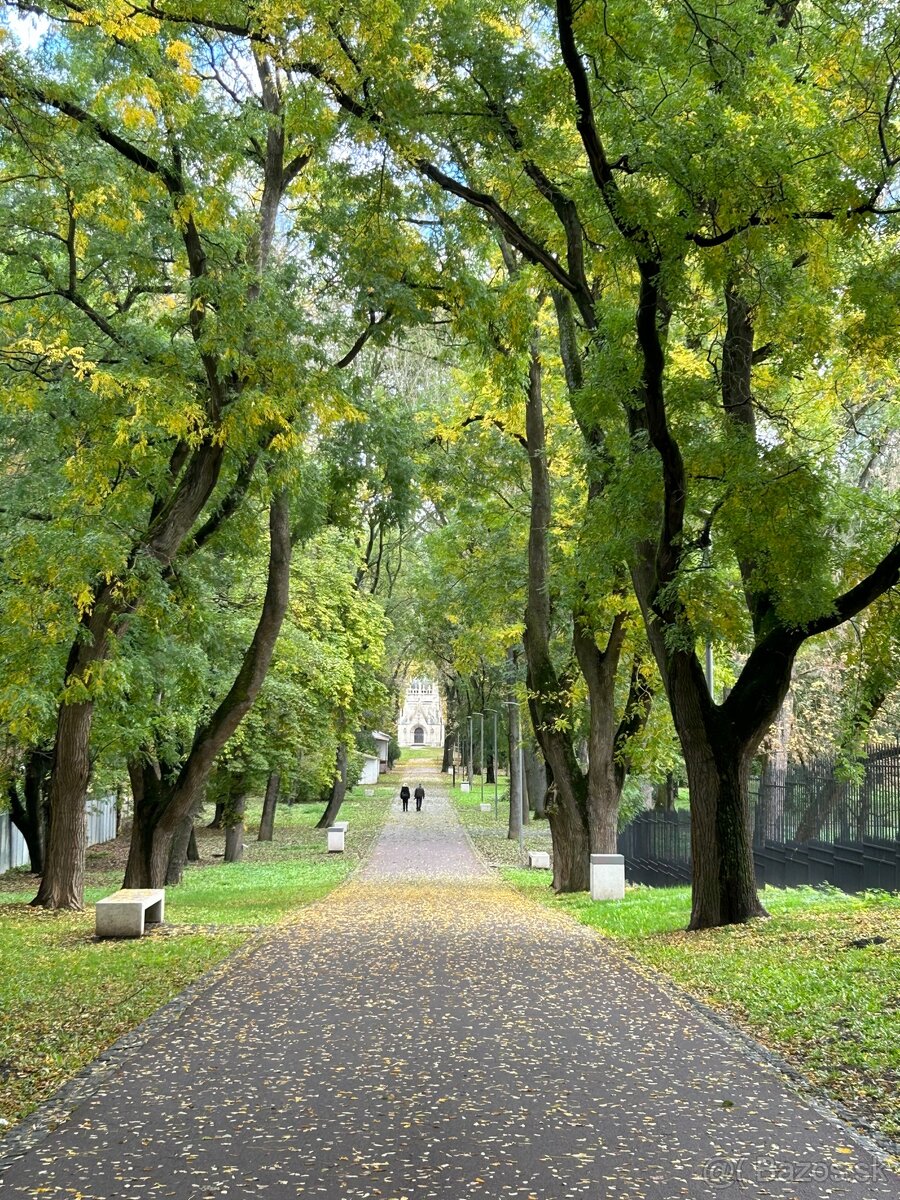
[2, 0, 900, 926]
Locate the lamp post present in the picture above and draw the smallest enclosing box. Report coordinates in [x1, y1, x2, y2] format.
[506, 697, 525, 851]
[472, 713, 484, 807]
[703, 538, 714, 698]
[467, 715, 474, 787]
[519, 733, 526, 865]
[486, 709, 499, 818]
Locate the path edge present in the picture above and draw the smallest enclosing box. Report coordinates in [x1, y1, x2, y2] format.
[0, 796, 393, 1170]
[459, 820, 900, 1171]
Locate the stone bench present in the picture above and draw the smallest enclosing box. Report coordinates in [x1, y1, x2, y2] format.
[327, 826, 345, 853]
[96, 888, 165, 939]
[528, 851, 551, 869]
[590, 853, 625, 901]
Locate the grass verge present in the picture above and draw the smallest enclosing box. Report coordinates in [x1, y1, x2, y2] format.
[0, 785, 392, 1130]
[447, 776, 554, 866]
[450, 775, 900, 1142]
[503, 870, 900, 1144]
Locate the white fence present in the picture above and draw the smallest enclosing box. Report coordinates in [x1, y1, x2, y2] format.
[0, 795, 117, 875]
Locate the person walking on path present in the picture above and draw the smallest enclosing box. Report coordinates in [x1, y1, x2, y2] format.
[414, 783, 425, 812]
[400, 784, 410, 812]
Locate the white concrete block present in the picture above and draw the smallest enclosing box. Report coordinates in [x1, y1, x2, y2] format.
[479, 803, 491, 813]
[528, 851, 551, 870]
[590, 853, 625, 901]
[96, 888, 165, 938]
[460, 782, 470, 792]
[364, 788, 375, 796]
[333, 821, 349, 832]
[327, 827, 345, 853]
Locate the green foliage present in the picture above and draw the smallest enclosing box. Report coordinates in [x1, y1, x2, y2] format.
[2, 0, 900, 914]
[617, 778, 650, 831]
[210, 528, 391, 798]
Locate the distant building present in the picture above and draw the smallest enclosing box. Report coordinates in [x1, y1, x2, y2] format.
[360, 755, 380, 785]
[371, 731, 391, 773]
[397, 677, 445, 748]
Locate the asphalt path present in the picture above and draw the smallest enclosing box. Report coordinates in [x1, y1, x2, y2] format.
[1, 762, 897, 1199]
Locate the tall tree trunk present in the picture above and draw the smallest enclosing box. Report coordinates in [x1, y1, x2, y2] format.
[796, 775, 847, 844]
[224, 784, 247, 864]
[166, 814, 196, 884]
[855, 759, 876, 841]
[441, 732, 454, 773]
[24, 61, 315, 910]
[523, 740, 547, 818]
[520, 337, 590, 890]
[187, 825, 200, 861]
[316, 741, 349, 829]
[34, 439, 229, 909]
[685, 740, 760, 928]
[486, 753, 496, 785]
[32, 693, 97, 909]
[123, 759, 163, 889]
[629, 581, 775, 929]
[208, 802, 225, 829]
[9, 748, 51, 875]
[507, 697, 523, 842]
[654, 772, 677, 812]
[624, 277, 797, 927]
[575, 613, 627, 855]
[124, 493, 292, 888]
[661, 650, 775, 930]
[114, 782, 125, 837]
[258, 770, 280, 841]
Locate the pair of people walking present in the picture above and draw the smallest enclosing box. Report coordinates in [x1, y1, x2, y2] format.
[400, 784, 425, 812]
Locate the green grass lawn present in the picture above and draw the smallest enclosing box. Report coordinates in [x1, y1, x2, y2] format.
[503, 870, 900, 1143]
[451, 777, 900, 1142]
[0, 785, 392, 1130]
[395, 746, 440, 762]
[446, 775, 556, 867]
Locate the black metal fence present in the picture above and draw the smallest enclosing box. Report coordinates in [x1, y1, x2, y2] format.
[618, 743, 900, 893]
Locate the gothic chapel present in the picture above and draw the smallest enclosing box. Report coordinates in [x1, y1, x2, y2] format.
[397, 678, 445, 748]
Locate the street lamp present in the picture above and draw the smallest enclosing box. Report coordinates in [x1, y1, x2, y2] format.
[472, 713, 484, 807]
[485, 708, 499, 818]
[467, 715, 474, 787]
[702, 536, 714, 698]
[506, 698, 526, 862]
[518, 733, 525, 864]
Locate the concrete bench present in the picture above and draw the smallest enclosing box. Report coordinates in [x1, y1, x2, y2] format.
[327, 827, 345, 853]
[528, 851, 551, 869]
[96, 888, 165, 939]
[590, 853, 625, 901]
